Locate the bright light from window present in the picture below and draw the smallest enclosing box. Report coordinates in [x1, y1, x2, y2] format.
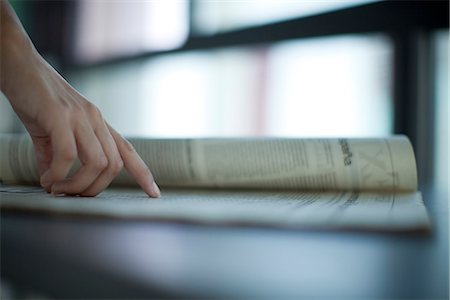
[265, 34, 393, 137]
[75, 0, 189, 63]
[138, 50, 261, 137]
[69, 35, 393, 138]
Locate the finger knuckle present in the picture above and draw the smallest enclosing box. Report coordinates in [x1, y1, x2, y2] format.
[111, 158, 124, 176]
[85, 102, 102, 120]
[92, 154, 108, 170]
[122, 138, 135, 153]
[60, 146, 77, 162]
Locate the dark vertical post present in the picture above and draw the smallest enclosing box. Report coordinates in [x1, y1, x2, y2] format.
[392, 29, 435, 189]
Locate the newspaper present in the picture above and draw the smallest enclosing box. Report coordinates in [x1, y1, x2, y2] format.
[0, 134, 429, 231]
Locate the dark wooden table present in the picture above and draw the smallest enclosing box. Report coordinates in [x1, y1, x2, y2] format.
[1, 182, 448, 299]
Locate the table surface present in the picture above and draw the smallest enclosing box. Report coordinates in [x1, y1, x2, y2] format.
[1, 182, 448, 299]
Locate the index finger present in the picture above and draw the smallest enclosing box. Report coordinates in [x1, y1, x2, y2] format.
[107, 124, 160, 198]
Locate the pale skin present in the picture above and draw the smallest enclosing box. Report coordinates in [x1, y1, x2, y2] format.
[0, 0, 160, 197]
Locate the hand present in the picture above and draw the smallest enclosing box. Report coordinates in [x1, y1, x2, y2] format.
[0, 0, 160, 197]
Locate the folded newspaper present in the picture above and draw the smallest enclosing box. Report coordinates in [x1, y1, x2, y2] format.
[0, 134, 430, 231]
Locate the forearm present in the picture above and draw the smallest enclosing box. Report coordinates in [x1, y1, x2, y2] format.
[1, 0, 40, 98]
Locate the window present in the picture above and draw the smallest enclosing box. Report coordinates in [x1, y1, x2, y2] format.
[69, 33, 392, 138]
[4, 0, 445, 143]
[73, 0, 189, 63]
[264, 34, 392, 137]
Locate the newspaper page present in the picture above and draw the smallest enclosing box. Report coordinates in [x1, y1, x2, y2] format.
[1, 134, 417, 192]
[188, 137, 417, 191]
[0, 185, 430, 231]
[0, 134, 39, 184]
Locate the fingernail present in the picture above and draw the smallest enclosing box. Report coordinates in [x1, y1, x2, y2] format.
[151, 181, 161, 198]
[51, 186, 63, 196]
[51, 190, 64, 196]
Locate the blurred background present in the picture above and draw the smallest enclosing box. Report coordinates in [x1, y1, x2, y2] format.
[0, 0, 448, 187]
[0, 2, 448, 298]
